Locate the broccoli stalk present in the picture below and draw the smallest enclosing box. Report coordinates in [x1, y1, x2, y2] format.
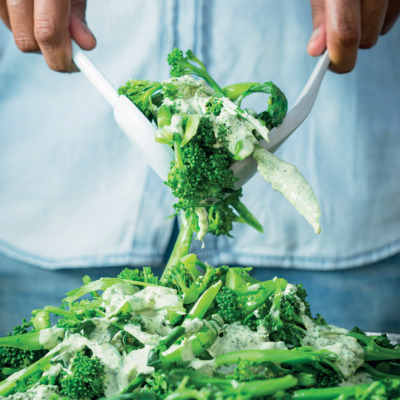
[168, 369, 302, 398]
[292, 379, 400, 399]
[215, 347, 342, 377]
[186, 281, 222, 320]
[161, 213, 196, 282]
[0, 328, 64, 351]
[348, 331, 400, 362]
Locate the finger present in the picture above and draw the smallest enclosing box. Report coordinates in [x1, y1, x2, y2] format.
[381, 0, 400, 34]
[325, 0, 361, 73]
[308, 0, 327, 56]
[0, 0, 11, 29]
[69, 0, 96, 51]
[33, 0, 76, 72]
[360, 0, 388, 48]
[6, 0, 39, 52]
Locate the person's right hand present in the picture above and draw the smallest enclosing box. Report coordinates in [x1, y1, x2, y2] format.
[0, 0, 96, 72]
[307, 0, 400, 73]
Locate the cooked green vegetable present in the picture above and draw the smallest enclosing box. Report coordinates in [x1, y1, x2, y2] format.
[1, 265, 399, 399]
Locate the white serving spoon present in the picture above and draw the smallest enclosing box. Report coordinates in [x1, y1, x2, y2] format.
[71, 41, 174, 181]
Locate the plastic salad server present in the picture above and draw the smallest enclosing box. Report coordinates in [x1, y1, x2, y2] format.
[231, 50, 330, 188]
[71, 41, 174, 181]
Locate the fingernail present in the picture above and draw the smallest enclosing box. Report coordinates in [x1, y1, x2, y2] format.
[308, 27, 320, 45]
[69, 62, 80, 73]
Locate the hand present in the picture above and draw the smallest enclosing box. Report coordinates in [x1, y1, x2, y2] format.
[307, 0, 400, 73]
[0, 0, 96, 72]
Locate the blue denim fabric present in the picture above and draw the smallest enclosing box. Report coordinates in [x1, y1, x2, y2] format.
[1, 250, 399, 336]
[0, 0, 399, 272]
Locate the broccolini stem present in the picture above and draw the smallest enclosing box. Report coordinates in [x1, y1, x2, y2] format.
[348, 331, 400, 361]
[240, 375, 299, 397]
[161, 214, 196, 282]
[232, 200, 264, 233]
[222, 82, 259, 101]
[215, 348, 338, 370]
[0, 328, 63, 351]
[169, 370, 300, 398]
[292, 383, 373, 399]
[119, 374, 147, 394]
[0, 351, 55, 396]
[186, 280, 222, 320]
[362, 363, 400, 379]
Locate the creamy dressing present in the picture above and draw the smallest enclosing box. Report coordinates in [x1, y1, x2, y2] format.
[5, 385, 59, 400]
[252, 146, 321, 233]
[215, 102, 258, 160]
[122, 323, 161, 346]
[120, 345, 155, 381]
[102, 281, 137, 317]
[182, 318, 205, 336]
[38, 327, 65, 349]
[301, 316, 365, 378]
[89, 343, 124, 396]
[89, 318, 114, 344]
[189, 358, 218, 375]
[195, 207, 209, 242]
[208, 322, 287, 358]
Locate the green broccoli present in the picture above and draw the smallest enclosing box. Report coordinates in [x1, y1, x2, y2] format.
[118, 266, 159, 285]
[0, 320, 47, 381]
[167, 48, 223, 95]
[118, 79, 162, 123]
[60, 350, 105, 400]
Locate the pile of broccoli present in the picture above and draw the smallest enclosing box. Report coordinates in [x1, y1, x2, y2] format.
[0, 49, 399, 399]
[0, 260, 399, 399]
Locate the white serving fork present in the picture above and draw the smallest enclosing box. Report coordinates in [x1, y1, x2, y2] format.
[71, 42, 330, 186]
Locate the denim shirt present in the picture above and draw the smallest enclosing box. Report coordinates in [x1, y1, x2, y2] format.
[0, 0, 399, 271]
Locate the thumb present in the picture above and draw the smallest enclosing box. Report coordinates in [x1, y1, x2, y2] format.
[308, 0, 327, 56]
[69, 0, 96, 51]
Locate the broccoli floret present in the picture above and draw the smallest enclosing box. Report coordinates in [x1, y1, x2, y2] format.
[166, 131, 237, 216]
[0, 320, 47, 381]
[258, 285, 310, 348]
[215, 273, 289, 325]
[215, 287, 241, 323]
[216, 122, 231, 146]
[141, 371, 174, 396]
[196, 116, 217, 147]
[60, 350, 105, 400]
[226, 360, 267, 382]
[118, 267, 159, 285]
[118, 79, 162, 123]
[205, 96, 224, 116]
[167, 48, 223, 95]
